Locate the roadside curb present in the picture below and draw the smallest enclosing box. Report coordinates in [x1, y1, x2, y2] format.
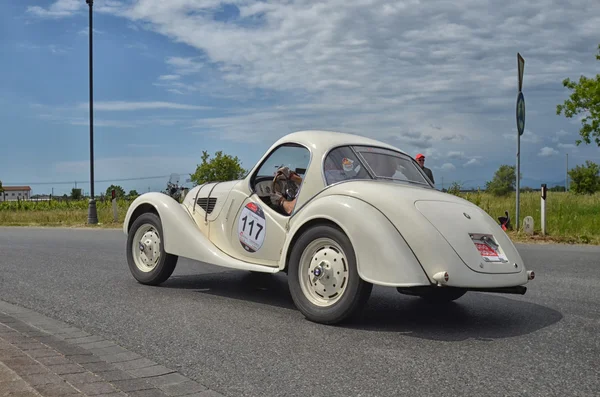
[0, 300, 224, 397]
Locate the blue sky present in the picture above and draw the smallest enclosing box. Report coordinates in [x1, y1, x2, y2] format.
[1, 0, 600, 196]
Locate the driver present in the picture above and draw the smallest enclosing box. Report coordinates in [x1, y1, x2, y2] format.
[269, 166, 302, 215]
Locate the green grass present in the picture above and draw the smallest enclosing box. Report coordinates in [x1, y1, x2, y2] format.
[0, 198, 131, 228]
[458, 190, 600, 244]
[1, 191, 599, 244]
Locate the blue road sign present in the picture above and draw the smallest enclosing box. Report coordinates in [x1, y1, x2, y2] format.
[516, 91, 525, 136]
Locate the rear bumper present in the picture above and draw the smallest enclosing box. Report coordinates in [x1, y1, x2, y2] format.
[398, 285, 528, 295]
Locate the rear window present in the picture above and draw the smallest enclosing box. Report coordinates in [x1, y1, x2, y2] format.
[323, 145, 432, 187]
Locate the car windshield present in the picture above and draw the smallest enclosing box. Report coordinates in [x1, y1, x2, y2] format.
[354, 146, 431, 186]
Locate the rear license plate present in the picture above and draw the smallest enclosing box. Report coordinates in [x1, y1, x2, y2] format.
[471, 234, 508, 263]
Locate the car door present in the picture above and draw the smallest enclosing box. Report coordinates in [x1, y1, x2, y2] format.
[228, 143, 312, 267]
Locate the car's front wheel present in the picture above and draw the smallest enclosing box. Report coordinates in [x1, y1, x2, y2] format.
[288, 224, 372, 324]
[126, 212, 178, 285]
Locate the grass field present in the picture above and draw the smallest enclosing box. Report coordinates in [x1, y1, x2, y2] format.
[1, 191, 599, 244]
[0, 198, 131, 228]
[457, 190, 600, 244]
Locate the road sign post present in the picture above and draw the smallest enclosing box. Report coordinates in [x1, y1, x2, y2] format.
[516, 53, 525, 231]
[111, 189, 118, 222]
[541, 184, 547, 236]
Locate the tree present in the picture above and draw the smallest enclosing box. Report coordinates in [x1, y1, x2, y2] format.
[549, 185, 566, 192]
[190, 150, 246, 185]
[105, 184, 126, 198]
[128, 189, 139, 198]
[556, 44, 600, 146]
[71, 188, 82, 200]
[485, 165, 517, 196]
[0, 179, 3, 194]
[568, 160, 600, 194]
[447, 181, 463, 196]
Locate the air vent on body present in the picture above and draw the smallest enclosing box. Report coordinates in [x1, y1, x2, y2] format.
[197, 197, 217, 214]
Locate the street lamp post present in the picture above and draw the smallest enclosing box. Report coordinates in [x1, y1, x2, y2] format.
[86, 0, 98, 224]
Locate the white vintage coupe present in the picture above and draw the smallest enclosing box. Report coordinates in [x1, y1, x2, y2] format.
[123, 130, 535, 324]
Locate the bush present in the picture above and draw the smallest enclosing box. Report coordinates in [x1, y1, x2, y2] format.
[568, 160, 600, 194]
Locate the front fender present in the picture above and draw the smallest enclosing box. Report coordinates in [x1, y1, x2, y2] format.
[284, 195, 431, 287]
[123, 192, 278, 273]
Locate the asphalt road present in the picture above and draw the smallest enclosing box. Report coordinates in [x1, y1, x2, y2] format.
[1, 227, 598, 397]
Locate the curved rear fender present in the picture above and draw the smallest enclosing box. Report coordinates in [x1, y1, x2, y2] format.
[283, 195, 431, 287]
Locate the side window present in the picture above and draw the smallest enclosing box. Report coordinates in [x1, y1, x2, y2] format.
[255, 144, 310, 178]
[323, 146, 371, 185]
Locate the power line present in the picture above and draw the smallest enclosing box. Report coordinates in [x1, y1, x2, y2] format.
[3, 173, 193, 186]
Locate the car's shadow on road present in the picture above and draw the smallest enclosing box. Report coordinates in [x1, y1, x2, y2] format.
[162, 270, 563, 342]
[348, 292, 563, 341]
[163, 271, 296, 310]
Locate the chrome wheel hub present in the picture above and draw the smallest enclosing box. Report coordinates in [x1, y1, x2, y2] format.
[299, 238, 349, 307]
[132, 225, 161, 272]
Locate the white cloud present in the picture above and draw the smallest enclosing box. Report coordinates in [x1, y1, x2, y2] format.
[76, 101, 211, 111]
[441, 163, 456, 171]
[71, 0, 595, 149]
[557, 143, 577, 150]
[158, 75, 181, 81]
[125, 42, 149, 50]
[68, 119, 138, 128]
[464, 158, 483, 167]
[27, 0, 81, 18]
[37, 112, 194, 129]
[53, 156, 199, 181]
[78, 28, 103, 36]
[503, 129, 541, 143]
[17, 43, 71, 55]
[538, 147, 559, 157]
[29, 0, 600, 188]
[447, 151, 466, 160]
[166, 57, 204, 75]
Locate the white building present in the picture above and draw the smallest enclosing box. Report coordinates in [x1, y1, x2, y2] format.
[1, 186, 31, 201]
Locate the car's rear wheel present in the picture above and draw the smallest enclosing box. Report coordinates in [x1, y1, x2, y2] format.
[126, 212, 178, 285]
[288, 224, 372, 324]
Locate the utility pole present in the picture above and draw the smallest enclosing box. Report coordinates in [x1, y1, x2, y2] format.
[86, 0, 98, 224]
[516, 53, 525, 231]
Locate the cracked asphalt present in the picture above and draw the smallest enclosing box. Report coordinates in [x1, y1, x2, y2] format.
[0, 227, 598, 396]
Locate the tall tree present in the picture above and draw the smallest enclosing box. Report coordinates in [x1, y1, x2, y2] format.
[556, 44, 600, 146]
[190, 150, 246, 185]
[105, 185, 126, 198]
[485, 165, 517, 196]
[71, 188, 82, 200]
[568, 160, 600, 194]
